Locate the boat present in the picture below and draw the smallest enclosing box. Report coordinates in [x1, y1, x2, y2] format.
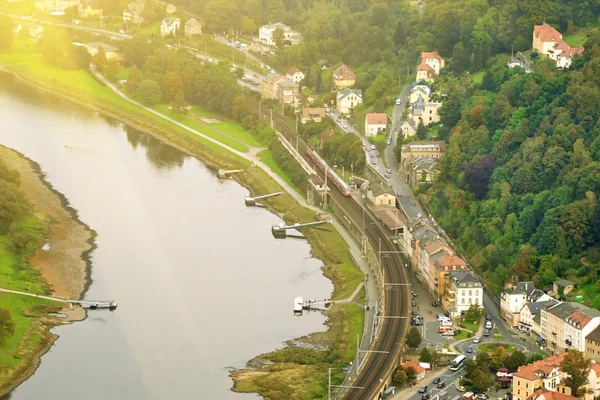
[293, 297, 303, 313]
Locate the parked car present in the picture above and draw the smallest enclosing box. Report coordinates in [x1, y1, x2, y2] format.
[386, 168, 392, 174]
[412, 310, 418, 316]
[484, 329, 490, 336]
[478, 395, 488, 400]
[397, 191, 402, 196]
[418, 386, 427, 393]
[411, 291, 417, 297]
[466, 346, 473, 353]
[395, 98, 401, 105]
[432, 301, 439, 307]
[432, 378, 441, 384]
[485, 320, 493, 329]
[486, 314, 492, 321]
[458, 385, 466, 392]
[441, 330, 455, 336]
[412, 300, 417, 307]
[371, 160, 377, 165]
[384, 173, 391, 179]
[474, 337, 481, 344]
[386, 138, 392, 145]
[421, 395, 430, 400]
[437, 382, 446, 388]
[438, 315, 450, 322]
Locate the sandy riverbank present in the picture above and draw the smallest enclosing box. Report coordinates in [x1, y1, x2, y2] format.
[0, 146, 94, 300]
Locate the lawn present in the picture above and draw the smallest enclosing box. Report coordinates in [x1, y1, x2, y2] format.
[342, 303, 366, 363]
[132, 21, 161, 36]
[258, 149, 303, 196]
[461, 320, 480, 332]
[477, 343, 517, 353]
[472, 71, 485, 84]
[453, 330, 471, 340]
[563, 33, 588, 48]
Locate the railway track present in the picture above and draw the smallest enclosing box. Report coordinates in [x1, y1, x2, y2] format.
[250, 102, 411, 399]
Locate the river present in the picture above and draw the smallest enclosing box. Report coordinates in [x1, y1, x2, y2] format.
[0, 73, 333, 399]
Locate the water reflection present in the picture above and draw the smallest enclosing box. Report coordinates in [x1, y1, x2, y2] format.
[124, 126, 186, 169]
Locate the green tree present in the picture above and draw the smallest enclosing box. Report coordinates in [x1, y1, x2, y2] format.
[504, 350, 527, 370]
[561, 350, 590, 397]
[92, 46, 108, 71]
[0, 16, 15, 51]
[240, 16, 257, 35]
[0, 308, 15, 344]
[419, 347, 432, 363]
[170, 91, 188, 114]
[394, 366, 408, 386]
[272, 27, 285, 48]
[464, 304, 484, 323]
[136, 79, 162, 105]
[491, 346, 508, 371]
[471, 368, 493, 393]
[163, 71, 184, 102]
[405, 366, 417, 384]
[406, 326, 422, 349]
[126, 65, 141, 93]
[103, 58, 121, 79]
[416, 122, 428, 140]
[475, 351, 492, 371]
[38, 27, 72, 67]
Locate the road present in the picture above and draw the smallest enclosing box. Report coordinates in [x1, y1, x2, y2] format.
[7, 14, 133, 40]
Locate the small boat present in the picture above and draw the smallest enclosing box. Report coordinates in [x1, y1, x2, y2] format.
[293, 297, 303, 313]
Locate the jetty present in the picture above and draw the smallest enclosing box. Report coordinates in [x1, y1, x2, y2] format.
[217, 169, 243, 178]
[245, 192, 282, 206]
[271, 220, 327, 238]
[0, 287, 117, 311]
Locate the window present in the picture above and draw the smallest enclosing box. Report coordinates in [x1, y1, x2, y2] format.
[468, 298, 472, 304]
[526, 383, 528, 388]
[445, 266, 448, 271]
[461, 298, 465, 304]
[518, 381, 521, 386]
[468, 290, 472, 296]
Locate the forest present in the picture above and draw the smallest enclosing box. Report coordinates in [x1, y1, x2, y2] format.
[426, 29, 600, 307]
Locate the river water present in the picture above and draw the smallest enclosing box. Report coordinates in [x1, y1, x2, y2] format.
[0, 74, 332, 399]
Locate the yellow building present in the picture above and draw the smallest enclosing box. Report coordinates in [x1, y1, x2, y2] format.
[332, 64, 356, 89]
[367, 182, 395, 206]
[585, 326, 600, 363]
[512, 353, 567, 400]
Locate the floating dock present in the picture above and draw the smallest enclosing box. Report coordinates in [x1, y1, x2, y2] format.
[272, 220, 327, 238]
[245, 192, 282, 206]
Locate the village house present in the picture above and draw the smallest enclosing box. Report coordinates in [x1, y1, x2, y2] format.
[160, 18, 180, 37]
[258, 22, 302, 47]
[446, 270, 482, 316]
[123, 0, 144, 24]
[435, 253, 467, 301]
[417, 238, 449, 291]
[35, 0, 79, 12]
[400, 120, 417, 138]
[528, 389, 583, 400]
[286, 67, 305, 84]
[408, 157, 440, 187]
[367, 182, 395, 207]
[14, 22, 44, 39]
[542, 302, 578, 353]
[317, 59, 330, 69]
[301, 108, 326, 124]
[519, 300, 559, 335]
[564, 308, 600, 352]
[81, 42, 122, 60]
[401, 361, 426, 382]
[277, 80, 299, 106]
[410, 81, 431, 103]
[404, 220, 438, 273]
[586, 326, 600, 363]
[416, 63, 436, 83]
[533, 23, 584, 69]
[501, 282, 537, 327]
[262, 73, 285, 99]
[332, 64, 356, 89]
[410, 95, 442, 126]
[336, 88, 362, 115]
[184, 18, 202, 37]
[421, 51, 446, 75]
[364, 113, 387, 137]
[513, 353, 567, 400]
[400, 141, 445, 183]
[553, 279, 575, 296]
[78, 0, 103, 17]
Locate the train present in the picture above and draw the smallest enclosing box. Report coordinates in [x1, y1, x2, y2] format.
[306, 148, 352, 196]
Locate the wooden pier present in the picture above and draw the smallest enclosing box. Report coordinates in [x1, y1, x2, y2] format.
[245, 192, 282, 206]
[271, 220, 327, 238]
[0, 287, 117, 311]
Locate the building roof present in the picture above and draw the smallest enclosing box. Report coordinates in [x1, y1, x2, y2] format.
[565, 310, 592, 329]
[278, 80, 298, 88]
[373, 208, 407, 231]
[397, 195, 422, 221]
[424, 239, 447, 255]
[333, 64, 355, 81]
[162, 17, 179, 27]
[529, 289, 547, 302]
[430, 249, 448, 262]
[438, 253, 466, 267]
[530, 388, 581, 400]
[83, 42, 119, 52]
[554, 279, 574, 287]
[513, 352, 567, 381]
[337, 87, 362, 100]
[410, 157, 439, 171]
[302, 108, 325, 119]
[402, 141, 446, 152]
[587, 324, 600, 343]
[365, 113, 387, 126]
[570, 302, 600, 318]
[524, 300, 559, 317]
[369, 182, 395, 197]
[450, 270, 480, 287]
[287, 66, 302, 75]
[421, 51, 444, 61]
[185, 17, 200, 27]
[515, 281, 537, 296]
[545, 302, 577, 320]
[534, 23, 563, 43]
[416, 63, 435, 72]
[402, 361, 425, 374]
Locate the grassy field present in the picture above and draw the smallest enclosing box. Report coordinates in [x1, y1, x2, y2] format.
[460, 320, 480, 332]
[258, 149, 304, 196]
[477, 343, 517, 353]
[453, 330, 471, 340]
[472, 71, 485, 84]
[563, 33, 588, 48]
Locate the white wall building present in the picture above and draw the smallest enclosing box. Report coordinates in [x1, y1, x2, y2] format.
[258, 22, 302, 47]
[336, 88, 362, 116]
[364, 113, 387, 137]
[448, 270, 483, 315]
[160, 18, 180, 37]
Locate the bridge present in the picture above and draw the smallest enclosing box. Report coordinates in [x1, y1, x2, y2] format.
[0, 287, 117, 311]
[271, 220, 327, 238]
[245, 192, 282, 206]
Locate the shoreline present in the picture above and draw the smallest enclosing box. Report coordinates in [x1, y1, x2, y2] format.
[0, 65, 365, 399]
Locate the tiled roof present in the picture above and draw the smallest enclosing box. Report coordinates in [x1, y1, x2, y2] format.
[516, 281, 537, 296]
[587, 325, 600, 343]
[513, 352, 567, 381]
[565, 310, 592, 329]
[534, 23, 562, 43]
[337, 88, 362, 100]
[421, 51, 444, 61]
[416, 63, 435, 72]
[439, 254, 466, 267]
[424, 239, 447, 254]
[402, 361, 425, 374]
[369, 182, 395, 197]
[554, 279, 574, 286]
[530, 388, 581, 400]
[287, 66, 301, 75]
[403, 141, 446, 152]
[365, 113, 387, 125]
[302, 108, 325, 119]
[333, 64, 355, 81]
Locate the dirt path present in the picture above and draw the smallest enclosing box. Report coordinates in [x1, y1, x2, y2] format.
[0, 146, 94, 299]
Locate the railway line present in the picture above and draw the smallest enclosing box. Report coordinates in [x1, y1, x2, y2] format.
[251, 100, 411, 399]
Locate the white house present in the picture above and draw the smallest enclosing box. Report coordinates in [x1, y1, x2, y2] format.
[364, 113, 387, 137]
[301, 108, 325, 124]
[367, 183, 396, 207]
[336, 88, 362, 116]
[400, 120, 417, 138]
[421, 51, 445, 75]
[519, 300, 559, 334]
[410, 83, 431, 103]
[184, 18, 202, 37]
[286, 66, 305, 84]
[564, 305, 600, 352]
[533, 23, 584, 69]
[258, 22, 302, 47]
[123, 0, 144, 24]
[448, 270, 483, 315]
[501, 289, 528, 327]
[160, 18, 180, 37]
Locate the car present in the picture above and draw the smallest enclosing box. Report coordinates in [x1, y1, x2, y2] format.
[337, 118, 341, 122]
[386, 168, 392, 174]
[421, 395, 430, 400]
[343, 124, 348, 129]
[441, 330, 455, 336]
[370, 154, 375, 158]
[412, 300, 417, 307]
[412, 310, 418, 316]
[418, 386, 427, 393]
[477, 395, 489, 400]
[437, 382, 446, 389]
[466, 346, 473, 353]
[395, 98, 401, 105]
[486, 314, 492, 321]
[371, 145, 376, 150]
[474, 337, 481, 343]
[386, 139, 392, 145]
[484, 329, 490, 336]
[385, 173, 391, 179]
[458, 386, 466, 392]
[438, 315, 450, 322]
[432, 301, 439, 307]
[411, 291, 417, 297]
[432, 378, 441, 384]
[371, 160, 377, 165]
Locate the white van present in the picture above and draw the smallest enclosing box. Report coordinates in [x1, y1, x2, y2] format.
[438, 315, 450, 323]
[440, 320, 453, 327]
[485, 320, 493, 329]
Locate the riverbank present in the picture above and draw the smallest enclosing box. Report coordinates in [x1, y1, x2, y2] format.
[0, 45, 366, 398]
[0, 146, 91, 396]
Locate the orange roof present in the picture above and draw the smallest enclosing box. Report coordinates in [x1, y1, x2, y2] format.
[402, 361, 425, 374]
[365, 113, 387, 125]
[287, 66, 301, 75]
[533, 23, 562, 43]
[421, 51, 444, 61]
[513, 352, 567, 381]
[302, 108, 325, 119]
[438, 254, 466, 267]
[590, 363, 600, 376]
[529, 388, 580, 400]
[333, 64, 355, 81]
[424, 239, 448, 254]
[416, 63, 435, 72]
[566, 310, 592, 328]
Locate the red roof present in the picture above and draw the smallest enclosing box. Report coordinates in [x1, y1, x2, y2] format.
[565, 310, 592, 328]
[365, 113, 387, 125]
[438, 254, 466, 267]
[424, 239, 448, 255]
[416, 63, 435, 72]
[333, 64, 355, 81]
[513, 352, 567, 381]
[529, 388, 580, 400]
[402, 361, 425, 374]
[302, 108, 326, 119]
[287, 66, 302, 75]
[421, 51, 444, 62]
[533, 23, 562, 43]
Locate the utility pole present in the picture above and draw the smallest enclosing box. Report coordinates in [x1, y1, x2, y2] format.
[328, 368, 332, 400]
[323, 169, 328, 209]
[270, 109, 273, 129]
